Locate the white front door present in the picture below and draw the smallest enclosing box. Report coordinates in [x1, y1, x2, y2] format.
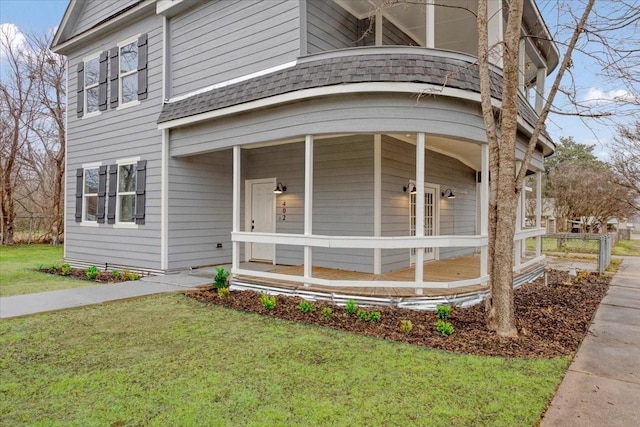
[410, 184, 439, 264]
[246, 179, 276, 262]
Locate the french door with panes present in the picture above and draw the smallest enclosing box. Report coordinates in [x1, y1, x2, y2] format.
[410, 185, 439, 264]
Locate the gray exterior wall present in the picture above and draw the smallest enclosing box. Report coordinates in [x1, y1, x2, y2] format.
[167, 150, 233, 270]
[381, 136, 478, 272]
[169, 0, 301, 97]
[65, 13, 163, 271]
[71, 0, 140, 38]
[244, 136, 374, 272]
[170, 94, 488, 157]
[306, 2, 418, 54]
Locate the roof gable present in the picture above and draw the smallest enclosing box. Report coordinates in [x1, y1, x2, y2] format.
[52, 0, 144, 52]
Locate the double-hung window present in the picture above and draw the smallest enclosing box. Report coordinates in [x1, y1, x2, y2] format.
[84, 55, 100, 115]
[83, 167, 99, 222]
[119, 38, 139, 106]
[117, 162, 137, 223]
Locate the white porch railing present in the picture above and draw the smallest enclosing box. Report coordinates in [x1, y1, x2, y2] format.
[231, 232, 489, 289]
[513, 227, 546, 273]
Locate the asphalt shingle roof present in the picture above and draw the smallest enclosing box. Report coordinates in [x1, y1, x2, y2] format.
[157, 52, 543, 134]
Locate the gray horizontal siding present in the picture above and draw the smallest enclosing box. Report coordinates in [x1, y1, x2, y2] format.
[381, 136, 477, 273]
[170, 94, 487, 157]
[65, 14, 164, 271]
[306, 0, 358, 54]
[167, 150, 233, 269]
[71, 0, 140, 38]
[170, 0, 300, 97]
[383, 18, 418, 46]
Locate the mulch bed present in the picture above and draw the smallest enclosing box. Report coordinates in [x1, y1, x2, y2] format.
[185, 270, 610, 358]
[39, 267, 133, 284]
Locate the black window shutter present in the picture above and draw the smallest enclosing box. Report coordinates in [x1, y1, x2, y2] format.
[137, 34, 148, 101]
[98, 51, 108, 111]
[97, 165, 107, 223]
[107, 164, 118, 224]
[76, 62, 84, 118]
[109, 47, 119, 109]
[75, 168, 83, 222]
[135, 160, 146, 225]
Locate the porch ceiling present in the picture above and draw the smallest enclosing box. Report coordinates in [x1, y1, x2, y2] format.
[389, 133, 481, 171]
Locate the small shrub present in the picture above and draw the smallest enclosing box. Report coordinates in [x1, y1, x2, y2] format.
[129, 272, 139, 281]
[298, 300, 315, 313]
[214, 266, 230, 289]
[112, 269, 121, 279]
[400, 319, 413, 334]
[436, 320, 455, 336]
[260, 293, 276, 311]
[122, 268, 131, 281]
[50, 264, 59, 271]
[60, 263, 72, 276]
[321, 306, 332, 320]
[36, 263, 44, 270]
[217, 287, 230, 299]
[575, 270, 590, 284]
[345, 299, 357, 315]
[356, 308, 382, 322]
[86, 266, 99, 280]
[436, 304, 452, 320]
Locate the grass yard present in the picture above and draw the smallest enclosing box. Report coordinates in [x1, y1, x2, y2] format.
[0, 294, 569, 426]
[0, 244, 91, 297]
[526, 236, 640, 256]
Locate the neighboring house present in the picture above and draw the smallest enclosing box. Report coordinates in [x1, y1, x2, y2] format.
[52, 0, 557, 299]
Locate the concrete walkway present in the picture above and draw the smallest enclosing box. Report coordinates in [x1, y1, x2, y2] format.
[0, 273, 211, 319]
[542, 255, 640, 427]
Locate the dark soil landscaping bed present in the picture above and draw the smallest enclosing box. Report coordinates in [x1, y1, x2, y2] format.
[185, 270, 610, 358]
[38, 267, 138, 284]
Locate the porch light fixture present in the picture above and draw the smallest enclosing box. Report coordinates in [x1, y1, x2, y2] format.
[441, 189, 456, 199]
[403, 181, 417, 194]
[273, 182, 287, 194]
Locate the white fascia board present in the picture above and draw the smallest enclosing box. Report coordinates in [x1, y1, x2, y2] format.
[51, 0, 156, 55]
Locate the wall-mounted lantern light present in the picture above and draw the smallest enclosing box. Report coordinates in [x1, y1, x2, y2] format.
[441, 189, 456, 199]
[273, 182, 287, 194]
[403, 181, 417, 194]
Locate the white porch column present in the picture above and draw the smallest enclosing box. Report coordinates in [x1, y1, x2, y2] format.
[232, 145, 241, 271]
[375, 11, 383, 46]
[535, 67, 547, 114]
[535, 170, 543, 258]
[415, 133, 425, 294]
[304, 135, 314, 283]
[374, 134, 382, 274]
[425, 0, 435, 48]
[518, 38, 526, 93]
[480, 143, 489, 278]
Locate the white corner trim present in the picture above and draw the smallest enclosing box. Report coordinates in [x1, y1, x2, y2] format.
[167, 61, 298, 103]
[160, 129, 168, 271]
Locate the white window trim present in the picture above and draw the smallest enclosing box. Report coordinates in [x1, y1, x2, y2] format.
[117, 34, 141, 108]
[82, 52, 102, 118]
[115, 157, 140, 226]
[81, 162, 102, 225]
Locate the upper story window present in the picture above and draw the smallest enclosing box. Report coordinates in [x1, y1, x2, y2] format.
[117, 162, 137, 223]
[119, 38, 139, 106]
[76, 34, 148, 118]
[84, 55, 100, 115]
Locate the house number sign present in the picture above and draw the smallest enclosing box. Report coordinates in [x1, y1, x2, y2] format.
[280, 201, 286, 221]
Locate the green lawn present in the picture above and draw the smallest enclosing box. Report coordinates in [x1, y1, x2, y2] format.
[0, 294, 568, 426]
[0, 244, 91, 297]
[526, 237, 640, 256]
